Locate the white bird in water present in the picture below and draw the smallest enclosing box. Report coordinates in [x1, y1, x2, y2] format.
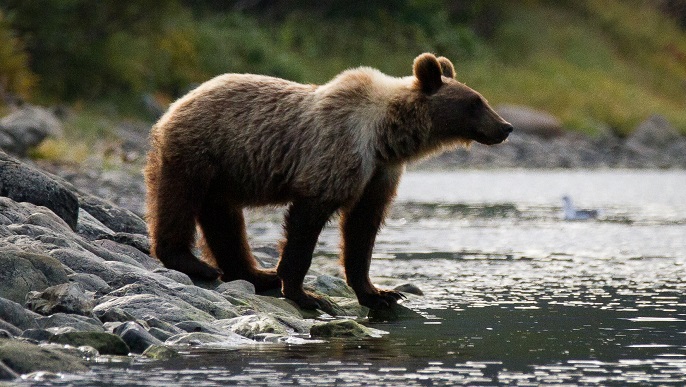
[562, 196, 600, 220]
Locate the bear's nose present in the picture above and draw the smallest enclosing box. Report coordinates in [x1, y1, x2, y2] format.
[504, 124, 514, 134]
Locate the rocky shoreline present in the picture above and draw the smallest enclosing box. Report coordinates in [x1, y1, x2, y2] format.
[0, 151, 418, 381]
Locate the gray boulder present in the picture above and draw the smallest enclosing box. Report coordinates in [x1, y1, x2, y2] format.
[213, 315, 290, 340]
[67, 273, 112, 295]
[309, 319, 385, 338]
[113, 321, 162, 354]
[165, 332, 253, 347]
[627, 114, 681, 149]
[0, 297, 40, 330]
[0, 152, 78, 229]
[0, 250, 69, 303]
[0, 321, 22, 337]
[25, 283, 94, 316]
[0, 338, 88, 376]
[49, 331, 129, 356]
[36, 313, 104, 332]
[0, 105, 63, 157]
[78, 193, 147, 235]
[93, 294, 216, 324]
[49, 248, 119, 283]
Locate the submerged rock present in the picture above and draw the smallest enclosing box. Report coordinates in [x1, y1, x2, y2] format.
[0, 338, 88, 376]
[165, 331, 254, 347]
[142, 345, 180, 360]
[309, 319, 385, 339]
[213, 315, 290, 340]
[49, 331, 129, 356]
[113, 321, 162, 354]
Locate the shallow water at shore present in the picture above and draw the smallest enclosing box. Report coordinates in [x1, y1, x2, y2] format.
[26, 169, 686, 386]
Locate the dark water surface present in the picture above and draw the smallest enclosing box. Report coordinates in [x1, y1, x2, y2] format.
[26, 170, 686, 386]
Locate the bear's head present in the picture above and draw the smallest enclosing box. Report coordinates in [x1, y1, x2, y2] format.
[414, 53, 513, 146]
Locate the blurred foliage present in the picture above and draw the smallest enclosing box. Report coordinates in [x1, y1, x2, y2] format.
[0, 0, 685, 135]
[0, 10, 35, 102]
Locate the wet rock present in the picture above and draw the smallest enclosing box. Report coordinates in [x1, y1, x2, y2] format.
[216, 280, 256, 295]
[0, 250, 69, 303]
[50, 332, 129, 356]
[21, 329, 55, 342]
[78, 193, 147, 235]
[152, 268, 192, 285]
[99, 232, 151, 255]
[76, 208, 115, 240]
[306, 275, 356, 298]
[214, 315, 290, 340]
[0, 359, 19, 380]
[309, 319, 385, 338]
[0, 297, 40, 330]
[68, 273, 112, 295]
[94, 307, 137, 323]
[0, 338, 88, 375]
[328, 297, 369, 318]
[175, 321, 225, 335]
[367, 304, 425, 322]
[93, 239, 158, 270]
[0, 105, 63, 157]
[0, 152, 78, 229]
[393, 283, 424, 296]
[93, 294, 216, 324]
[0, 320, 22, 337]
[26, 282, 94, 316]
[495, 104, 564, 138]
[113, 321, 163, 354]
[49, 249, 119, 283]
[36, 313, 104, 332]
[39, 343, 99, 360]
[145, 317, 185, 337]
[165, 332, 254, 347]
[142, 344, 180, 360]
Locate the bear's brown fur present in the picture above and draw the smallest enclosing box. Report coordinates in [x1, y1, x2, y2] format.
[144, 53, 512, 311]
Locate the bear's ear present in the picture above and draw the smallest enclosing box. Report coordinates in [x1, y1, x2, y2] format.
[437, 56, 456, 79]
[413, 53, 443, 94]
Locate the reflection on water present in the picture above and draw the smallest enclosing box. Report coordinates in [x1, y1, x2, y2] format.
[29, 170, 686, 386]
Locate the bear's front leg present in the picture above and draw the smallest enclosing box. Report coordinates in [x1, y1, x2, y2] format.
[277, 200, 337, 313]
[341, 168, 406, 309]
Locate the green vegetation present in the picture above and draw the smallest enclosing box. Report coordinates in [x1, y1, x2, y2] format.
[1, 0, 685, 138]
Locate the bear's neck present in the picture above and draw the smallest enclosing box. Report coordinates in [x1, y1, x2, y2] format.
[374, 97, 433, 164]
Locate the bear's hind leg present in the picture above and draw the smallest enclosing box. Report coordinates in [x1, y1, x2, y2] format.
[149, 165, 222, 280]
[198, 195, 280, 291]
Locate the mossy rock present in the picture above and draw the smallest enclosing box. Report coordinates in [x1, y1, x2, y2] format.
[310, 319, 381, 338]
[0, 338, 88, 375]
[50, 332, 129, 355]
[142, 345, 180, 360]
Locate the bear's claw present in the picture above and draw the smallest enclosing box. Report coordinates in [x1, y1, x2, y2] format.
[358, 290, 405, 310]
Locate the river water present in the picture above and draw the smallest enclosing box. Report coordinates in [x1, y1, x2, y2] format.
[29, 170, 686, 386]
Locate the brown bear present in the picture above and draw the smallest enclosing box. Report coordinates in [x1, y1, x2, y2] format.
[144, 53, 512, 311]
